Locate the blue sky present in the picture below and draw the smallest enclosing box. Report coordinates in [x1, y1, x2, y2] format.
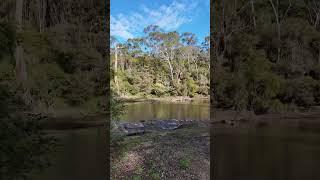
[111, 0, 210, 44]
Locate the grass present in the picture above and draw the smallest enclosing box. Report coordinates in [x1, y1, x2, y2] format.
[179, 158, 191, 170]
[132, 175, 142, 180]
[149, 170, 161, 180]
[135, 165, 144, 174]
[111, 124, 210, 179]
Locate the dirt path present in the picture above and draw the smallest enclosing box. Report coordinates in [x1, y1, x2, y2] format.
[111, 124, 210, 180]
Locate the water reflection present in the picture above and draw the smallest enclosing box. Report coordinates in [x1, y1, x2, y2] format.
[32, 127, 107, 180]
[121, 102, 209, 122]
[213, 123, 320, 180]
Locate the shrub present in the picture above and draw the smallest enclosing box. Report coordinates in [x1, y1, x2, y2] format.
[52, 48, 78, 74]
[151, 83, 168, 97]
[186, 78, 197, 97]
[0, 84, 56, 180]
[279, 77, 316, 107]
[0, 20, 15, 59]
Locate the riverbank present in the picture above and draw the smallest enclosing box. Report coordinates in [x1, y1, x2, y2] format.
[111, 123, 209, 180]
[212, 107, 320, 129]
[117, 95, 209, 104]
[42, 114, 106, 130]
[23, 111, 106, 130]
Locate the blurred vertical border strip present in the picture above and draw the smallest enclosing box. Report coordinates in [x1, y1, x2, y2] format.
[210, 0, 215, 179]
[105, 0, 111, 179]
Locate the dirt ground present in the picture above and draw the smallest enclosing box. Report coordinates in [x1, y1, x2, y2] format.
[110, 124, 210, 180]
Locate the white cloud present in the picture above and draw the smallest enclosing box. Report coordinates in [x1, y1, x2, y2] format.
[111, 0, 200, 40]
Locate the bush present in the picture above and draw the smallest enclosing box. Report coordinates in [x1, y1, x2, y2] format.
[186, 78, 197, 97]
[151, 83, 168, 97]
[269, 99, 286, 113]
[279, 77, 316, 107]
[0, 20, 15, 59]
[0, 84, 56, 180]
[52, 48, 78, 74]
[252, 98, 269, 114]
[62, 75, 94, 106]
[0, 61, 14, 81]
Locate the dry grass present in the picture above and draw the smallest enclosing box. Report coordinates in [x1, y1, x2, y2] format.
[111, 125, 210, 180]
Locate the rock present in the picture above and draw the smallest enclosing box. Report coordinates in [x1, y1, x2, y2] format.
[117, 119, 184, 136]
[115, 119, 210, 136]
[118, 122, 145, 136]
[154, 119, 181, 130]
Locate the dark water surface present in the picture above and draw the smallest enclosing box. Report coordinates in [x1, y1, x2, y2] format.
[213, 121, 320, 180]
[121, 101, 209, 122]
[32, 127, 106, 180]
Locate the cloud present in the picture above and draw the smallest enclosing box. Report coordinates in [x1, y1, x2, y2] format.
[111, 0, 200, 40]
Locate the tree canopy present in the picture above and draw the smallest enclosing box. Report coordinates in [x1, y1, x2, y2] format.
[212, 0, 320, 114]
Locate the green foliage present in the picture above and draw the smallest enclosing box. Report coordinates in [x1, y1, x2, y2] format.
[0, 84, 56, 180]
[132, 175, 142, 180]
[135, 165, 144, 175]
[52, 48, 78, 74]
[212, 0, 320, 113]
[149, 170, 161, 180]
[111, 27, 209, 98]
[186, 78, 198, 97]
[279, 77, 317, 107]
[179, 158, 190, 170]
[0, 20, 15, 60]
[151, 83, 169, 97]
[0, 1, 107, 178]
[0, 61, 14, 81]
[21, 30, 50, 60]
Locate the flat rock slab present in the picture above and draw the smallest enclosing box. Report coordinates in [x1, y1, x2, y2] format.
[116, 119, 199, 136]
[118, 122, 145, 136]
[143, 119, 181, 131]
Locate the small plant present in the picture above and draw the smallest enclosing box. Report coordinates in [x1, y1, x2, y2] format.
[179, 158, 190, 170]
[132, 175, 142, 180]
[135, 165, 144, 174]
[150, 171, 161, 180]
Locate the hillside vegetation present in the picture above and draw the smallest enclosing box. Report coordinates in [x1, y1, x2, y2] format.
[1, 0, 107, 116]
[212, 0, 320, 114]
[110, 26, 210, 98]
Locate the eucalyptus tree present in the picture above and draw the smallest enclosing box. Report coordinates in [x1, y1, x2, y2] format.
[110, 36, 121, 95]
[179, 32, 199, 75]
[143, 25, 180, 85]
[268, 0, 292, 63]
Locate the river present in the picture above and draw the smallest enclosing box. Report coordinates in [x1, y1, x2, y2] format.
[213, 119, 320, 179]
[121, 101, 209, 122]
[31, 102, 209, 180]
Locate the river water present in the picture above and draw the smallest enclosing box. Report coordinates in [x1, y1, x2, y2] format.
[31, 127, 107, 180]
[213, 120, 320, 180]
[31, 102, 209, 180]
[121, 101, 210, 122]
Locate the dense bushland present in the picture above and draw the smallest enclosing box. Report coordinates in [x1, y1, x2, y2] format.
[1, 0, 107, 114]
[212, 0, 320, 114]
[110, 26, 210, 98]
[1, 0, 108, 179]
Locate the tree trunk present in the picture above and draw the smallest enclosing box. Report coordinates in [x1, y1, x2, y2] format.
[187, 52, 190, 68]
[167, 59, 174, 83]
[114, 45, 120, 95]
[251, 0, 256, 29]
[269, 0, 281, 63]
[315, 13, 319, 29]
[15, 0, 27, 86]
[277, 23, 281, 63]
[318, 47, 320, 64]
